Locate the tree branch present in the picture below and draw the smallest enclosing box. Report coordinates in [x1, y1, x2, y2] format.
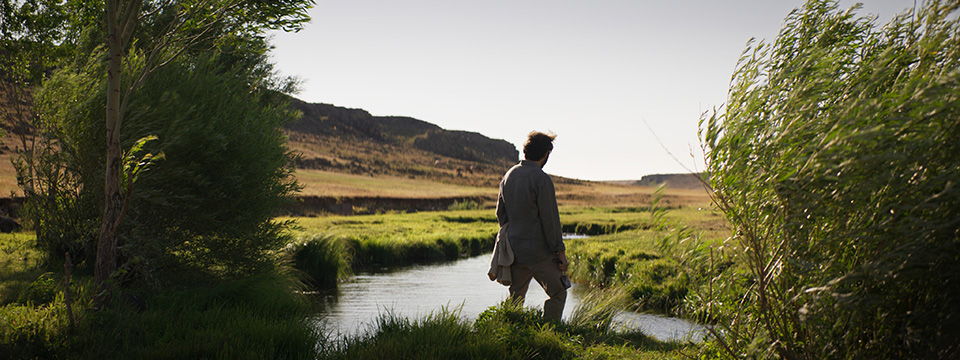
[107, 0, 119, 34]
[119, 0, 143, 46]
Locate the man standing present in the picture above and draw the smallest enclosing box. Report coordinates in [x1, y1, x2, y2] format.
[496, 131, 568, 321]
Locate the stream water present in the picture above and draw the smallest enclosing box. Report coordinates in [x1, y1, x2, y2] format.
[311, 249, 709, 342]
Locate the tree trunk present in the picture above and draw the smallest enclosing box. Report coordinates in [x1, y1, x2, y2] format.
[94, 4, 124, 306]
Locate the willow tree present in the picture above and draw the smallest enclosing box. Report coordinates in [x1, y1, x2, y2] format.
[701, 0, 960, 358]
[94, 0, 312, 302]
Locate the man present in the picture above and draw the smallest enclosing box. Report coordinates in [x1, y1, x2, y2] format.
[496, 131, 568, 321]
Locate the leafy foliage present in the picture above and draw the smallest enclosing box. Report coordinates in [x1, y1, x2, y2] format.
[701, 0, 960, 358]
[29, 45, 301, 278]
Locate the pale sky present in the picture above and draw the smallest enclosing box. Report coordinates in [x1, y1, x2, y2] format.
[268, 0, 917, 181]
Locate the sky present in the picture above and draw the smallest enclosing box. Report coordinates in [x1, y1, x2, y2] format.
[267, 0, 918, 181]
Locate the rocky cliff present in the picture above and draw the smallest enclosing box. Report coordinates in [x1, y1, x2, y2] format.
[286, 99, 518, 166]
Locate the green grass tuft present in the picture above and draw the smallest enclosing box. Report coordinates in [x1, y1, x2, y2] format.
[286, 234, 352, 289]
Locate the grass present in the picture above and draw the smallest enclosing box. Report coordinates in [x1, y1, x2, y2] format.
[294, 169, 496, 198]
[560, 206, 658, 235]
[567, 232, 693, 316]
[1, 232, 323, 359]
[559, 204, 730, 318]
[1, 270, 322, 359]
[0, 192, 722, 358]
[283, 204, 724, 283]
[283, 210, 500, 270]
[285, 234, 353, 289]
[325, 300, 694, 360]
[65, 274, 321, 360]
[0, 233, 46, 305]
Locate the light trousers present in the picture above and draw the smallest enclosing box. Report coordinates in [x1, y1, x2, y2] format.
[508, 254, 567, 321]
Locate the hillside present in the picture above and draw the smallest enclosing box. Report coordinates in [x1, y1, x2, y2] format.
[0, 81, 710, 211]
[287, 99, 517, 167]
[284, 99, 518, 189]
[613, 173, 710, 190]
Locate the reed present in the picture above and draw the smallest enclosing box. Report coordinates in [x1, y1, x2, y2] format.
[700, 1, 960, 357]
[285, 234, 352, 289]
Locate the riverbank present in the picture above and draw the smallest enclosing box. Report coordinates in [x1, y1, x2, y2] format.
[285, 205, 727, 317]
[1, 203, 724, 358]
[281, 206, 655, 268]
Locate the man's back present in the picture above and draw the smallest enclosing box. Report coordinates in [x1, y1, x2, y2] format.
[496, 160, 563, 265]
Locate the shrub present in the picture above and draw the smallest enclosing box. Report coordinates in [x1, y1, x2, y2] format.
[29, 43, 300, 278]
[701, 0, 960, 358]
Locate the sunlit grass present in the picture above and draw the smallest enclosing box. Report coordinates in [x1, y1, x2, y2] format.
[325, 301, 693, 360]
[283, 210, 498, 269]
[0, 232, 44, 305]
[295, 169, 496, 198]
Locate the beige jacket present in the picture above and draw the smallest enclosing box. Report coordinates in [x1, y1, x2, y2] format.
[487, 223, 514, 286]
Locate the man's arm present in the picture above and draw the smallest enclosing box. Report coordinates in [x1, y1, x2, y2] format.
[496, 185, 508, 226]
[537, 175, 564, 254]
[556, 249, 568, 272]
[537, 175, 568, 271]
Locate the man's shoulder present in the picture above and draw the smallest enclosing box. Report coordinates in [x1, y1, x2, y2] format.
[534, 170, 553, 186]
[505, 163, 546, 178]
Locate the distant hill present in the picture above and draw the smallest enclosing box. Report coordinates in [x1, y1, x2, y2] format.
[287, 99, 518, 166]
[607, 173, 709, 190]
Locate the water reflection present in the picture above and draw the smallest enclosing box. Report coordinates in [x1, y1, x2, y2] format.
[312, 251, 708, 342]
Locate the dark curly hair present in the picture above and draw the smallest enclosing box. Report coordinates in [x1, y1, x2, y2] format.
[523, 131, 556, 161]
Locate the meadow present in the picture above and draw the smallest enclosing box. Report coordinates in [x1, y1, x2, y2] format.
[0, 184, 722, 359]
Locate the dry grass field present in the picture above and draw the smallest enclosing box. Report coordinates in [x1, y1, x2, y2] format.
[0, 131, 711, 209]
[0, 153, 19, 197]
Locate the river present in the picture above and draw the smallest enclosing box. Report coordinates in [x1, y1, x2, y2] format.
[311, 249, 709, 342]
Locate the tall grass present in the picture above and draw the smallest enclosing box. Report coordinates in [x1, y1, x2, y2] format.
[286, 234, 352, 289]
[285, 207, 661, 272]
[326, 308, 506, 360]
[66, 274, 321, 359]
[324, 299, 690, 360]
[566, 232, 685, 314]
[560, 207, 656, 235]
[701, 0, 960, 358]
[1, 232, 323, 359]
[285, 210, 499, 269]
[2, 275, 323, 359]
